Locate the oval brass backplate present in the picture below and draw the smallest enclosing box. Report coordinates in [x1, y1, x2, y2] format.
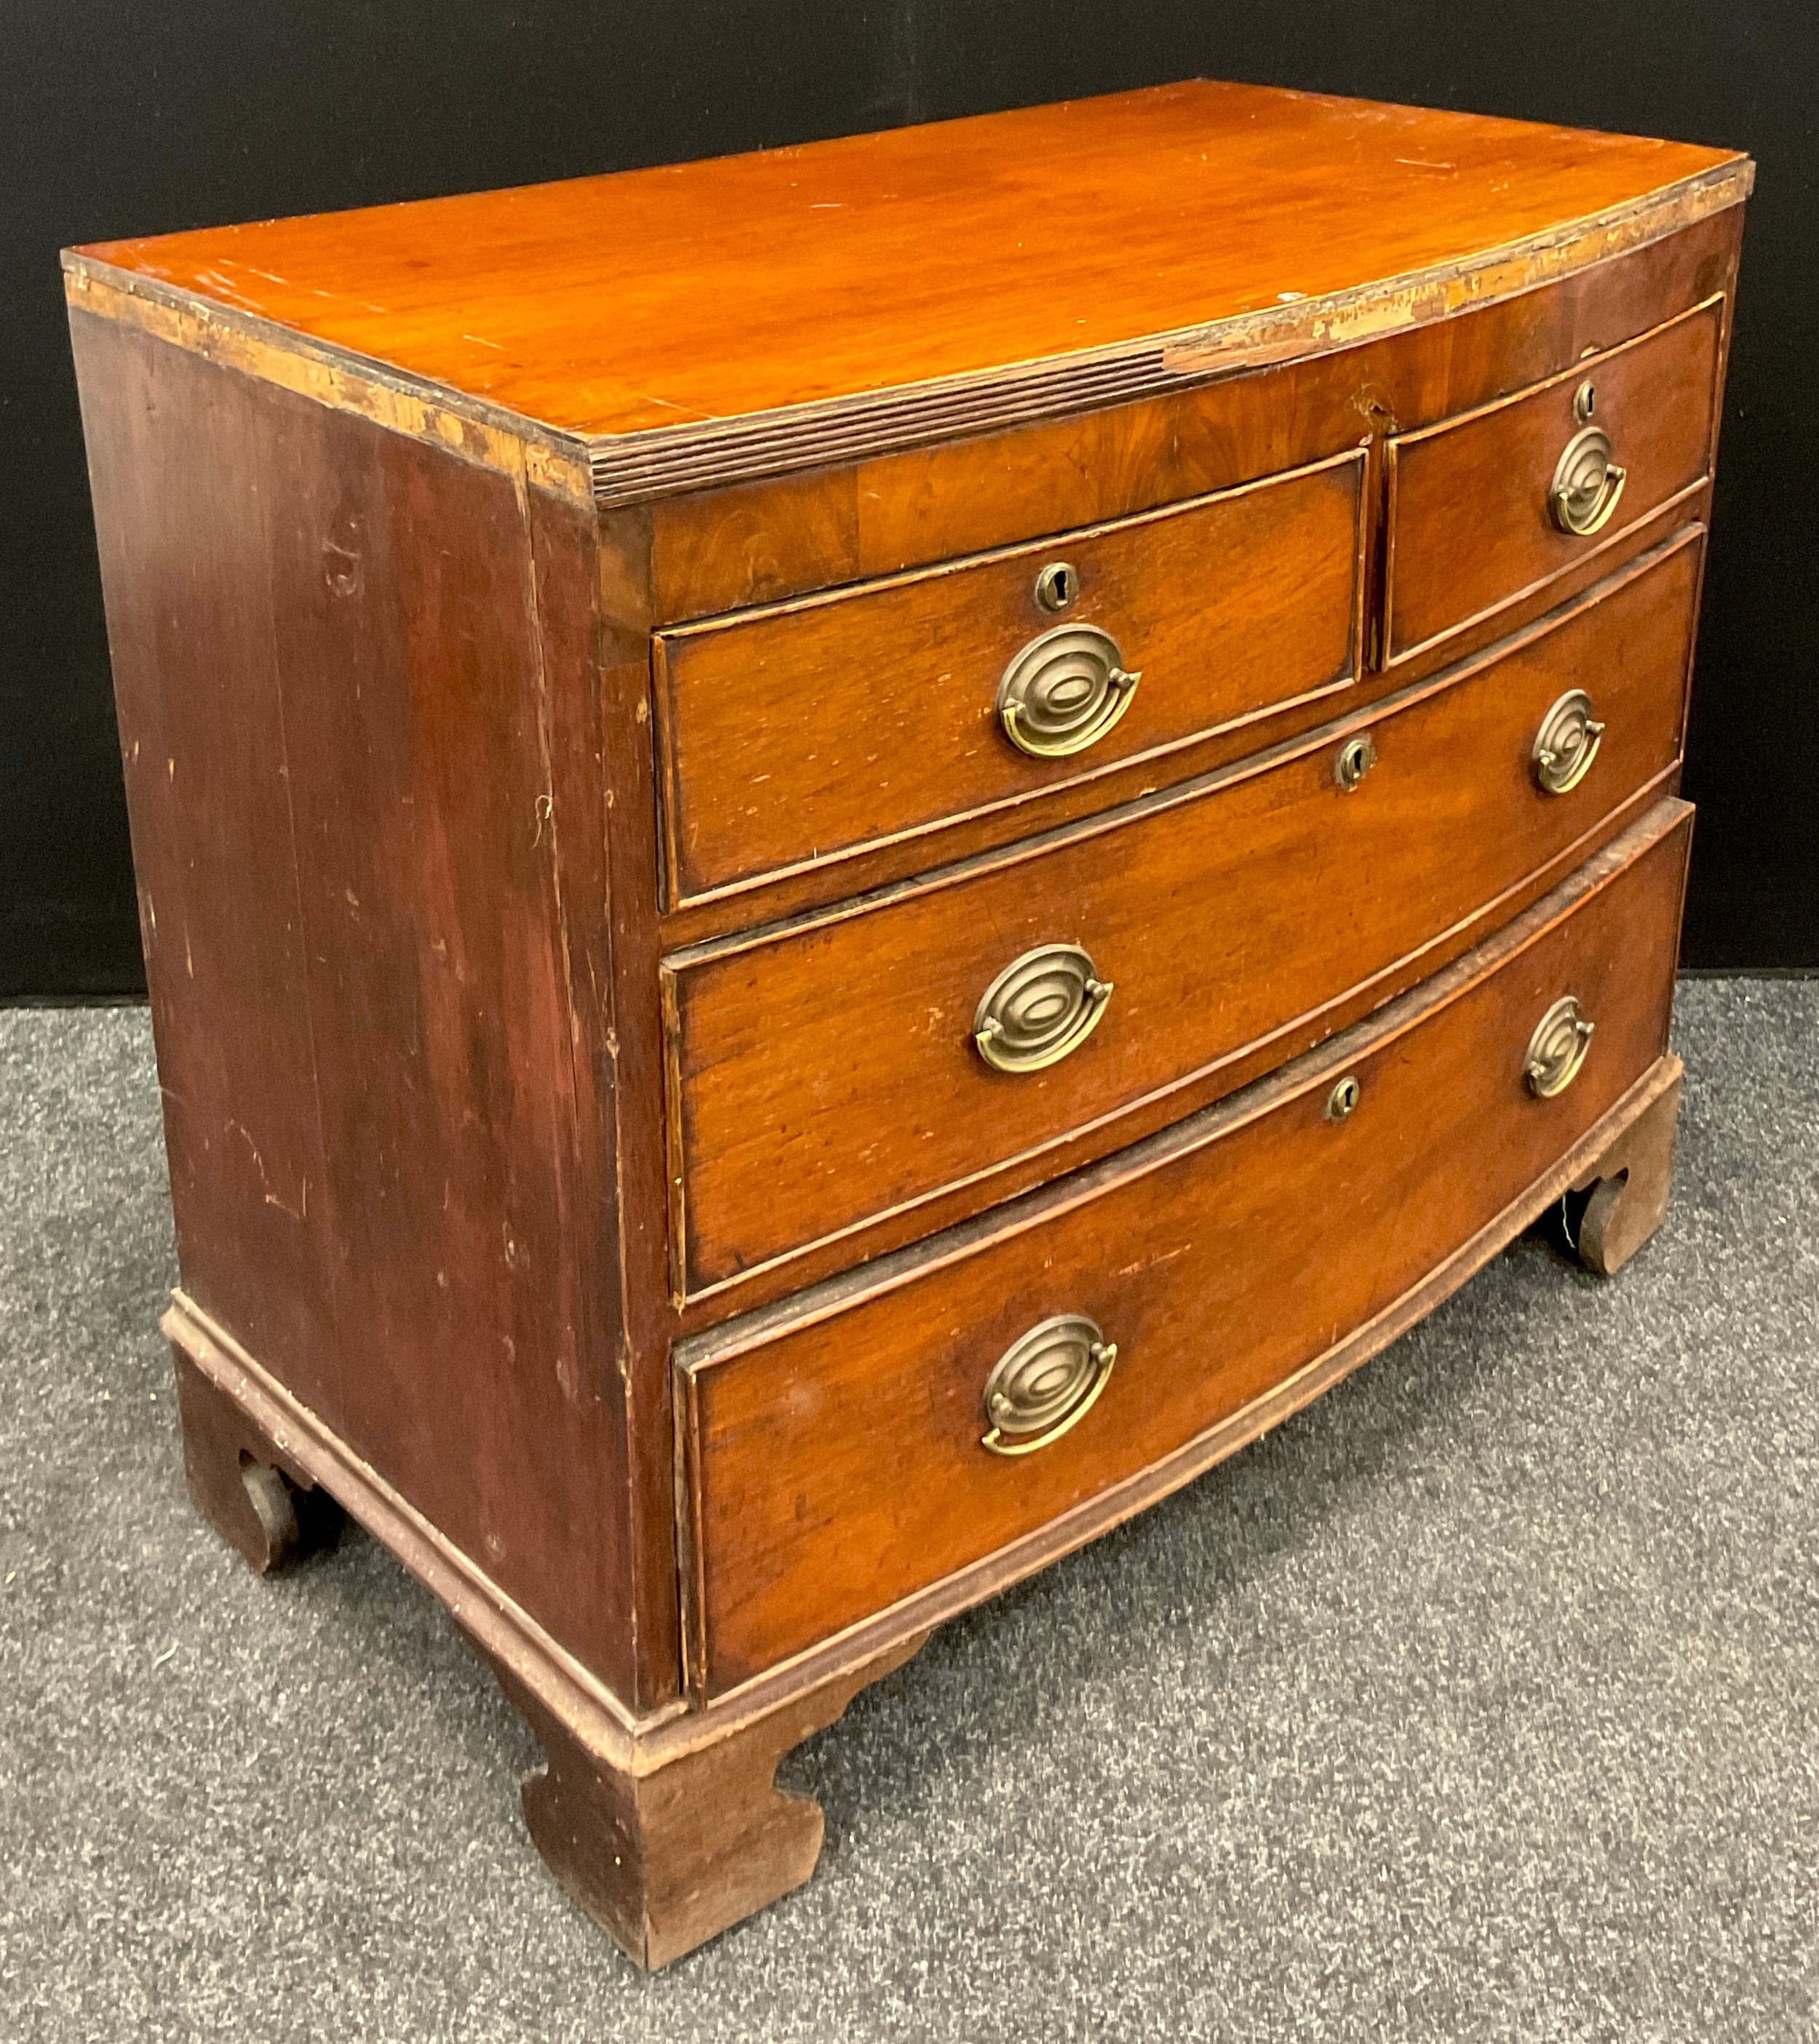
[1532, 688, 1605, 795]
[997, 623, 1141, 759]
[974, 942, 1113, 1074]
[1524, 995, 1596, 1098]
[1549, 424, 1627, 537]
[1326, 1074, 1362, 1120]
[981, 1312, 1118, 1456]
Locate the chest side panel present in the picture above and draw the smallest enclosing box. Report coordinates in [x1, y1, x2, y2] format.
[71, 311, 656, 1702]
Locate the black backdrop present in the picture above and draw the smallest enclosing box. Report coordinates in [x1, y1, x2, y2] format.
[5, 1, 1815, 995]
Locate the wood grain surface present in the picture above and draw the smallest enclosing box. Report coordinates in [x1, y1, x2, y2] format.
[71, 309, 346, 1425]
[72, 81, 1746, 501]
[679, 802, 1691, 1691]
[636, 215, 1739, 960]
[68, 310, 666, 1703]
[632, 210, 1742, 629]
[664, 535, 1702, 1297]
[1385, 295, 1722, 661]
[656, 450, 1362, 903]
[1569, 1068, 1682, 1279]
[490, 1631, 926, 1968]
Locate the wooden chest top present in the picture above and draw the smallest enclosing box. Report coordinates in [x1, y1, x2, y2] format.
[70, 80, 1746, 504]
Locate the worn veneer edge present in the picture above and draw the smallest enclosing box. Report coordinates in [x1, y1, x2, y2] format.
[581, 157, 1752, 503]
[64, 156, 1748, 511]
[61, 256, 597, 512]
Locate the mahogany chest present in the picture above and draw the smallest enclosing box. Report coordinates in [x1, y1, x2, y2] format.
[66, 80, 1751, 1967]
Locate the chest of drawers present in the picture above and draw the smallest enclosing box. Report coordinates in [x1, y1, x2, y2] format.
[66, 79, 1749, 1968]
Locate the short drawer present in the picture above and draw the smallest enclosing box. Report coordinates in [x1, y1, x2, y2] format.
[654, 450, 1364, 903]
[1383, 295, 1721, 664]
[676, 800, 1690, 1693]
[663, 532, 1701, 1295]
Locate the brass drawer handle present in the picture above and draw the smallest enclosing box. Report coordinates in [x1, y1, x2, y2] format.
[1532, 688, 1605, 795]
[981, 1313, 1118, 1456]
[1524, 995, 1596, 1097]
[997, 623, 1141, 759]
[974, 943, 1112, 1073]
[1549, 424, 1628, 538]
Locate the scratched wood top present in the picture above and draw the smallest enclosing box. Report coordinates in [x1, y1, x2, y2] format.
[70, 80, 1747, 503]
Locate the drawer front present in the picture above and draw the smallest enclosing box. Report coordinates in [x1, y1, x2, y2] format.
[678, 802, 1691, 1693]
[1384, 296, 1721, 664]
[655, 450, 1364, 904]
[664, 533, 1700, 1295]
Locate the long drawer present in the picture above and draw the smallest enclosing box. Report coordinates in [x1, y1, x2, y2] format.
[676, 799, 1691, 1694]
[662, 532, 1700, 1296]
[1383, 295, 1721, 665]
[655, 449, 1364, 904]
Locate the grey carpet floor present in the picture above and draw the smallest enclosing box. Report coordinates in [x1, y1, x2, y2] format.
[1, 986, 1815, 2043]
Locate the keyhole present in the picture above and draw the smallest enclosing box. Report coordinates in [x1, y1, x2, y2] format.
[1035, 561, 1079, 612]
[1575, 381, 1597, 423]
[1326, 1075, 1362, 1121]
[1335, 733, 1376, 791]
